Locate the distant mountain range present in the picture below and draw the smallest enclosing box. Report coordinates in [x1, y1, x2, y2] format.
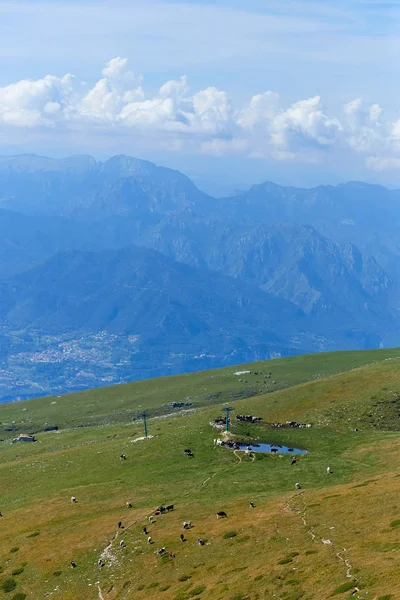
[0, 153, 398, 401]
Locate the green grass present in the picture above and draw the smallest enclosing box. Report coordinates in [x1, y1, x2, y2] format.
[1, 348, 400, 599]
[1, 578, 17, 592]
[332, 581, 357, 594]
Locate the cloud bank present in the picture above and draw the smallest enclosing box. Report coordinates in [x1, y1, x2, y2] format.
[0, 57, 399, 170]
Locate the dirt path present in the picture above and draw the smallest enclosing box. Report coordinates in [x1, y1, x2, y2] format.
[97, 583, 105, 600]
[97, 517, 141, 599]
[233, 450, 242, 463]
[202, 472, 218, 486]
[287, 493, 363, 597]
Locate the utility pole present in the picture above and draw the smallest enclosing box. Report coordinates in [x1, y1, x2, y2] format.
[137, 411, 149, 437]
[221, 407, 234, 433]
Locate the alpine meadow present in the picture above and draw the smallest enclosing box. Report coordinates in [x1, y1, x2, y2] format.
[1, 350, 400, 599]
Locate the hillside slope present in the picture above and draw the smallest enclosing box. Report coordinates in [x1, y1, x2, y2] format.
[1, 349, 400, 599]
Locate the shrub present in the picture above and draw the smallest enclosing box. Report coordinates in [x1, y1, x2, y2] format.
[223, 531, 237, 539]
[377, 596, 393, 600]
[254, 575, 263, 581]
[304, 550, 317, 556]
[178, 574, 191, 581]
[53, 571, 62, 577]
[26, 532, 40, 538]
[391, 520, 400, 528]
[11, 569, 24, 576]
[188, 586, 206, 597]
[332, 581, 357, 595]
[137, 584, 145, 590]
[1, 578, 17, 592]
[160, 585, 170, 591]
[0, 566, 3, 573]
[147, 582, 159, 588]
[11, 594, 27, 600]
[10, 548, 19, 554]
[277, 558, 293, 565]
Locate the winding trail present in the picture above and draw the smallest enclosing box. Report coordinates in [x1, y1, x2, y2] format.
[202, 472, 218, 486]
[233, 450, 242, 463]
[97, 518, 140, 599]
[97, 583, 104, 600]
[286, 492, 362, 596]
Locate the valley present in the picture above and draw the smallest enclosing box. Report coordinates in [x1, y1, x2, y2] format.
[0, 155, 399, 401]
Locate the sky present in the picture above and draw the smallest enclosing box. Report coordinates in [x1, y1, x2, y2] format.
[3, 0, 400, 190]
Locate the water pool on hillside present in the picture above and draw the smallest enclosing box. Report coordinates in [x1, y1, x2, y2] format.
[236, 442, 307, 454]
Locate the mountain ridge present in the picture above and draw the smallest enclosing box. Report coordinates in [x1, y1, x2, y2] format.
[0, 152, 399, 401]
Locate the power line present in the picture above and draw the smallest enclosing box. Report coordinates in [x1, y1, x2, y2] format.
[221, 407, 234, 433]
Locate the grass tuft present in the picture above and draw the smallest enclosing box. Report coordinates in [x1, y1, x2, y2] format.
[1, 578, 17, 593]
[187, 586, 206, 597]
[26, 531, 40, 538]
[332, 581, 357, 594]
[223, 531, 237, 539]
[11, 569, 24, 576]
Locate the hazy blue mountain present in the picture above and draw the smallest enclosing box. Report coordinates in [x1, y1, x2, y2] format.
[217, 181, 400, 278]
[0, 153, 399, 401]
[0, 154, 212, 219]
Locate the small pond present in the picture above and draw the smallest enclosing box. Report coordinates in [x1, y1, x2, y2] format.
[236, 442, 307, 455]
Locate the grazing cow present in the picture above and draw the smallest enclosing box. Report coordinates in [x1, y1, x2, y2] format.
[118, 521, 123, 529]
[156, 506, 167, 514]
[149, 515, 155, 523]
[180, 534, 185, 542]
[295, 483, 302, 490]
[271, 448, 278, 454]
[71, 561, 77, 568]
[120, 540, 125, 548]
[71, 496, 77, 504]
[143, 526, 148, 535]
[126, 502, 132, 508]
[147, 536, 152, 544]
[183, 521, 192, 530]
[120, 454, 127, 460]
[168, 551, 175, 558]
[250, 501, 255, 509]
[216, 511, 227, 518]
[166, 504, 174, 512]
[327, 466, 332, 474]
[198, 538, 205, 546]
[156, 547, 166, 555]
[291, 457, 297, 466]
[0, 512, 3, 517]
[98, 559, 104, 567]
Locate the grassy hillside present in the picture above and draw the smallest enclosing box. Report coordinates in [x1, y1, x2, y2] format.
[1, 348, 400, 600]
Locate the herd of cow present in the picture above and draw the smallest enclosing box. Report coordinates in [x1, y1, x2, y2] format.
[69, 474, 232, 569]
[235, 414, 262, 423]
[266, 421, 312, 429]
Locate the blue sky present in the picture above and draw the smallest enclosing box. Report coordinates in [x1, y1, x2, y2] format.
[2, 0, 400, 190]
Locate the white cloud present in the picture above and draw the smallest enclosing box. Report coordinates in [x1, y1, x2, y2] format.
[2, 56, 400, 170]
[270, 96, 342, 149]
